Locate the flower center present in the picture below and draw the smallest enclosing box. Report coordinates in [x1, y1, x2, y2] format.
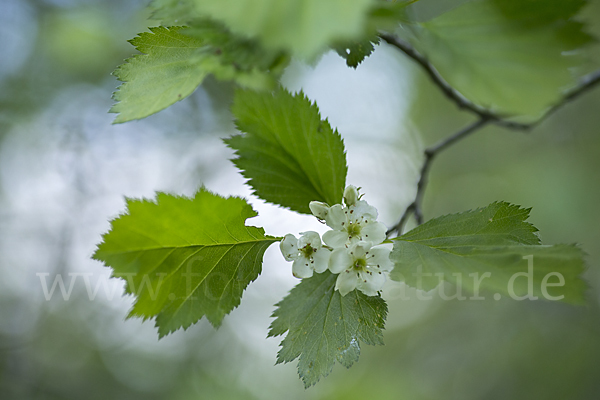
[353, 257, 367, 271]
[301, 245, 316, 258]
[346, 223, 361, 238]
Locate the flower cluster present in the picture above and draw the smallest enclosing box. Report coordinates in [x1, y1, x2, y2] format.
[279, 185, 393, 296]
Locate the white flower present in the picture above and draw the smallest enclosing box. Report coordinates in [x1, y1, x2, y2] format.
[279, 231, 330, 279]
[329, 241, 393, 296]
[321, 200, 387, 247]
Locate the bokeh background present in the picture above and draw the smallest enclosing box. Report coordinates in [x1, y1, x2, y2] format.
[1, 0, 600, 399]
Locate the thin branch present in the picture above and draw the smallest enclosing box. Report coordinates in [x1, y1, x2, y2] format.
[381, 31, 600, 238]
[379, 33, 499, 120]
[387, 118, 490, 236]
[379, 33, 600, 129]
[496, 69, 600, 130]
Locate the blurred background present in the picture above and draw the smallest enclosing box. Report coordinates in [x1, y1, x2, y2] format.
[1, 0, 600, 398]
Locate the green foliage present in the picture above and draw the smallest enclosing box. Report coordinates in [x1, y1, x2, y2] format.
[93, 189, 278, 337]
[268, 271, 387, 388]
[111, 25, 284, 123]
[184, 20, 289, 75]
[407, 0, 594, 117]
[390, 202, 587, 303]
[334, 38, 379, 68]
[226, 87, 348, 215]
[150, 0, 377, 59]
[99, 0, 597, 389]
[334, 0, 415, 68]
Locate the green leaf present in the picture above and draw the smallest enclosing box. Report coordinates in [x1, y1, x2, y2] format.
[334, 38, 379, 68]
[149, 0, 201, 25]
[268, 271, 387, 388]
[150, 0, 378, 59]
[111, 25, 283, 123]
[225, 87, 348, 215]
[407, 0, 594, 117]
[93, 189, 279, 337]
[333, 0, 415, 67]
[390, 202, 587, 304]
[184, 20, 289, 76]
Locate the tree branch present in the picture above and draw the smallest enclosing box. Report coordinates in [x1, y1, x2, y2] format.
[379, 33, 499, 120]
[387, 118, 491, 236]
[381, 33, 600, 237]
[379, 33, 600, 129]
[495, 70, 600, 130]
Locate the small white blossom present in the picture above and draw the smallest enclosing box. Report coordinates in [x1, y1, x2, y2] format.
[321, 200, 387, 247]
[280, 231, 330, 279]
[329, 241, 393, 296]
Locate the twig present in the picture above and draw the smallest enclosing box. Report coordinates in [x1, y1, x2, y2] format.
[387, 118, 490, 236]
[496, 70, 600, 130]
[379, 33, 600, 130]
[379, 34, 499, 121]
[381, 32, 600, 237]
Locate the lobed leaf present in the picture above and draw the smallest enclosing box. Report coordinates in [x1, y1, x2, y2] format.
[390, 202, 587, 303]
[226, 87, 348, 214]
[93, 189, 279, 337]
[268, 271, 387, 388]
[111, 25, 285, 123]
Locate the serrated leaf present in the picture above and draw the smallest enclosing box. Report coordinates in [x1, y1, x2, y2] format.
[333, 0, 415, 67]
[150, 0, 377, 59]
[93, 189, 278, 337]
[334, 38, 379, 68]
[390, 202, 586, 303]
[407, 0, 594, 117]
[111, 25, 283, 123]
[225, 87, 348, 215]
[268, 271, 387, 388]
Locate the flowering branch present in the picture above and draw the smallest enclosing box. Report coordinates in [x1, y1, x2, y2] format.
[382, 32, 600, 237]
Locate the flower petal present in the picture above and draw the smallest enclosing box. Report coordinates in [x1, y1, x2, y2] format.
[335, 270, 358, 296]
[323, 230, 349, 248]
[298, 231, 321, 249]
[368, 246, 393, 272]
[360, 221, 387, 245]
[292, 258, 314, 279]
[329, 248, 353, 273]
[350, 241, 370, 259]
[280, 234, 298, 261]
[325, 204, 346, 230]
[312, 247, 331, 273]
[357, 269, 386, 296]
[309, 201, 330, 220]
[350, 200, 378, 222]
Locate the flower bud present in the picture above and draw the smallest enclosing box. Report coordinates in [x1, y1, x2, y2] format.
[343, 185, 359, 206]
[309, 201, 330, 220]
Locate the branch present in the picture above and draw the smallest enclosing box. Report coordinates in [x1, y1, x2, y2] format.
[496, 70, 600, 130]
[379, 33, 600, 129]
[387, 118, 490, 236]
[379, 34, 499, 120]
[382, 32, 600, 237]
